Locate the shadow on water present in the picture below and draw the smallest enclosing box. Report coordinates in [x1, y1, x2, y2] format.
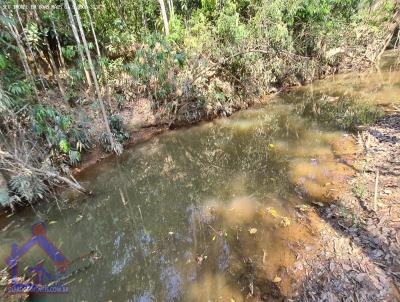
[0, 54, 399, 302]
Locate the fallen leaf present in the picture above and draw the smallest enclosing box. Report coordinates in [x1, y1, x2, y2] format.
[273, 276, 282, 283]
[383, 189, 392, 194]
[230, 298, 236, 302]
[329, 261, 335, 271]
[212, 235, 216, 241]
[295, 204, 310, 212]
[249, 228, 258, 234]
[267, 207, 278, 218]
[48, 221, 57, 225]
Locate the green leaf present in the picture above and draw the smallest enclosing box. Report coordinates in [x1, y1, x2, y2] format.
[0, 53, 7, 70]
[59, 139, 69, 153]
[68, 150, 81, 166]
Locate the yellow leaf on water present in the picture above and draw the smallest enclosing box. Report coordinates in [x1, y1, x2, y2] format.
[249, 228, 258, 234]
[267, 208, 278, 218]
[268, 143, 275, 149]
[273, 276, 282, 283]
[48, 221, 57, 225]
[212, 235, 216, 241]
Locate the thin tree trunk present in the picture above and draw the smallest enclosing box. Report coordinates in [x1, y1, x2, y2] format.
[64, 0, 93, 89]
[50, 11, 66, 70]
[33, 9, 67, 101]
[83, 0, 100, 57]
[168, 0, 174, 20]
[15, 8, 47, 90]
[71, 0, 115, 152]
[1, 9, 39, 101]
[158, 0, 169, 36]
[83, 0, 112, 109]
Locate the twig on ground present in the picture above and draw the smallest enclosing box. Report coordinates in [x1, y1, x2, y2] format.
[373, 170, 380, 211]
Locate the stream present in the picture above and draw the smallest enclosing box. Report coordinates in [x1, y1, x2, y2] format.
[0, 52, 399, 302]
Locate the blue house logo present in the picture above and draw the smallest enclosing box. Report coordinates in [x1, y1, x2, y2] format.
[6, 222, 70, 294]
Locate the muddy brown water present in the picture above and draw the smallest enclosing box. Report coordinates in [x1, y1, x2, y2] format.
[0, 52, 399, 301]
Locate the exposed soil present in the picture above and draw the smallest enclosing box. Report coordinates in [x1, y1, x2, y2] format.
[73, 96, 169, 176]
[295, 113, 400, 301]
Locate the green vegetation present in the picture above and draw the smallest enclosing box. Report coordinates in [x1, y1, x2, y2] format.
[353, 183, 368, 199]
[0, 0, 398, 207]
[32, 105, 91, 165]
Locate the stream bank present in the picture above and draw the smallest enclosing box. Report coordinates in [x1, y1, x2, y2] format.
[74, 49, 400, 178]
[295, 113, 400, 301]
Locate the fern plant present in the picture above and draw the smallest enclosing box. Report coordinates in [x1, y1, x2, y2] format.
[7, 80, 31, 96]
[9, 174, 45, 203]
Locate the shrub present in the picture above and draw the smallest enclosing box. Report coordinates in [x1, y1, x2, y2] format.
[32, 105, 91, 165]
[125, 33, 184, 106]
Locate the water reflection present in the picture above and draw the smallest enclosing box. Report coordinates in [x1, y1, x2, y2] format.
[1, 54, 398, 301]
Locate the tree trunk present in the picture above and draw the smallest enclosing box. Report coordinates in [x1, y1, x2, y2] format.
[158, 0, 169, 36]
[83, 0, 112, 109]
[33, 9, 67, 101]
[63, 0, 93, 89]
[168, 0, 174, 20]
[50, 12, 66, 70]
[1, 9, 40, 101]
[71, 0, 115, 152]
[15, 8, 47, 90]
[83, 0, 100, 57]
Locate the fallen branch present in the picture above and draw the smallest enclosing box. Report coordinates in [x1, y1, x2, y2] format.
[374, 9, 400, 63]
[0, 150, 89, 195]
